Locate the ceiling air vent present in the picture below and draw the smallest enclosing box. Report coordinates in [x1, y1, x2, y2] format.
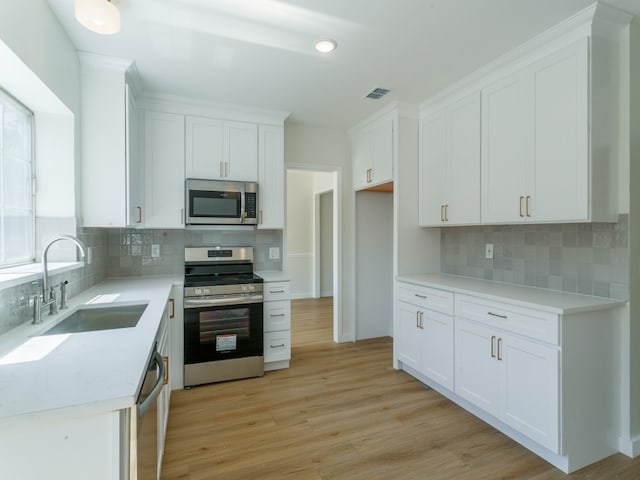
[365, 87, 390, 100]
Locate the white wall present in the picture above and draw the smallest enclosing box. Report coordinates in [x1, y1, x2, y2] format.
[356, 191, 393, 339]
[0, 0, 80, 249]
[285, 123, 354, 342]
[319, 191, 333, 297]
[286, 170, 315, 299]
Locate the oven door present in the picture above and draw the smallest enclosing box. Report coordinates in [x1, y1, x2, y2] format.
[184, 296, 263, 365]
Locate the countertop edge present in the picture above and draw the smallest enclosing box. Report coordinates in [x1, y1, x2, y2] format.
[396, 273, 626, 315]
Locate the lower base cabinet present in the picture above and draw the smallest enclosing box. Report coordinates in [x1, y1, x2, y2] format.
[394, 277, 622, 474]
[263, 280, 292, 371]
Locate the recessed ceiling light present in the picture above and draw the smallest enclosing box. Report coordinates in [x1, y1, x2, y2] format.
[315, 39, 337, 54]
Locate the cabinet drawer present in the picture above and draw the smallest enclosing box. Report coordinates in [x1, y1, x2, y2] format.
[397, 283, 453, 314]
[264, 300, 291, 332]
[264, 330, 291, 362]
[264, 282, 290, 302]
[455, 294, 559, 345]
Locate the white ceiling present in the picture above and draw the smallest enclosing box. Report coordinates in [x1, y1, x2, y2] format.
[47, 0, 640, 128]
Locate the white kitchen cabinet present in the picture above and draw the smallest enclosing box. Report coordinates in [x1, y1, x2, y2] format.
[144, 111, 186, 228]
[263, 280, 291, 370]
[482, 38, 591, 224]
[157, 297, 172, 476]
[394, 282, 454, 390]
[455, 314, 559, 452]
[169, 285, 184, 391]
[185, 117, 258, 182]
[419, 91, 480, 226]
[351, 112, 394, 190]
[80, 53, 144, 228]
[258, 125, 285, 229]
[185, 115, 223, 179]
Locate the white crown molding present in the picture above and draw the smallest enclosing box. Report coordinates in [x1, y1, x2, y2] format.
[137, 92, 290, 125]
[77, 51, 133, 72]
[419, 1, 633, 115]
[348, 101, 418, 134]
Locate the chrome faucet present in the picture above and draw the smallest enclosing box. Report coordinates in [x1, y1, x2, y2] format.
[33, 235, 87, 323]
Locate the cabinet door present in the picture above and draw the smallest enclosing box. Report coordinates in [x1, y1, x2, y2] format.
[351, 127, 372, 190]
[258, 125, 284, 229]
[371, 114, 393, 185]
[447, 92, 481, 225]
[454, 318, 499, 416]
[125, 84, 144, 227]
[498, 333, 559, 452]
[264, 330, 291, 362]
[419, 108, 447, 226]
[530, 38, 589, 222]
[420, 310, 454, 390]
[224, 121, 258, 181]
[395, 302, 422, 372]
[185, 116, 223, 179]
[145, 111, 185, 228]
[481, 72, 528, 224]
[157, 303, 171, 476]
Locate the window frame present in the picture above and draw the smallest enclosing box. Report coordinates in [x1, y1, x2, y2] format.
[0, 86, 35, 268]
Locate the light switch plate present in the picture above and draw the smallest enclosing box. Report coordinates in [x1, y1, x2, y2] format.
[485, 243, 494, 259]
[152, 244, 160, 258]
[269, 247, 280, 260]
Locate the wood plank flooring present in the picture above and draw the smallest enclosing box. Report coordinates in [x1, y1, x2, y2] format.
[162, 297, 640, 479]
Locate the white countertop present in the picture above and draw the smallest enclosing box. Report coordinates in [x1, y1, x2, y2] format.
[0, 276, 181, 427]
[255, 270, 290, 282]
[396, 273, 625, 314]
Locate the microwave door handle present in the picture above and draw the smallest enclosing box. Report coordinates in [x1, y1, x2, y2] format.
[240, 183, 246, 224]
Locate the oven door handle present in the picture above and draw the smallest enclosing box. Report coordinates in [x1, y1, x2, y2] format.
[184, 295, 264, 308]
[138, 352, 165, 417]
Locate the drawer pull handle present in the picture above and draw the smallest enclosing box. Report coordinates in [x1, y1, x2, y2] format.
[490, 335, 496, 358]
[270, 313, 286, 317]
[497, 338, 503, 361]
[169, 298, 175, 318]
[419, 311, 424, 329]
[163, 355, 169, 385]
[414, 294, 427, 299]
[488, 311, 507, 319]
[416, 311, 420, 328]
[270, 344, 286, 348]
[270, 289, 285, 294]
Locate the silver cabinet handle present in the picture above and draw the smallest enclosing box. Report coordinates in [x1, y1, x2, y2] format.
[270, 344, 286, 348]
[519, 196, 525, 217]
[488, 311, 507, 319]
[169, 298, 175, 318]
[491, 335, 496, 358]
[444, 205, 449, 222]
[137, 206, 142, 224]
[270, 289, 285, 294]
[270, 313, 286, 317]
[497, 337, 503, 361]
[414, 293, 427, 299]
[440, 205, 445, 222]
[419, 311, 424, 329]
[526, 195, 531, 217]
[416, 311, 420, 328]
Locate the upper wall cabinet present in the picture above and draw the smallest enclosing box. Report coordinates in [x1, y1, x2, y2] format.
[258, 125, 285, 229]
[419, 91, 480, 226]
[144, 111, 186, 228]
[482, 38, 590, 224]
[418, 3, 630, 226]
[351, 112, 394, 191]
[80, 54, 143, 228]
[185, 116, 258, 182]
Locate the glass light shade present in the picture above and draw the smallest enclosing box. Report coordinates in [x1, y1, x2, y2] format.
[315, 40, 337, 53]
[75, 0, 120, 35]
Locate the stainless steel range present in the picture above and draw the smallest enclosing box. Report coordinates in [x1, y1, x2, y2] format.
[183, 246, 264, 387]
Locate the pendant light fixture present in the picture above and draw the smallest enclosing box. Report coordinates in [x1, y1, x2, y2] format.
[75, 0, 120, 35]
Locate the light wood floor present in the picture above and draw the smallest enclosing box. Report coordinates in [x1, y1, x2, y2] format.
[162, 297, 640, 479]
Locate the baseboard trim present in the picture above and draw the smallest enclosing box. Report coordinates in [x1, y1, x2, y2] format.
[290, 293, 314, 300]
[619, 435, 640, 457]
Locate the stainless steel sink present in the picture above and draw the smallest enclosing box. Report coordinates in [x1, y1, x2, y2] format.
[41, 303, 148, 335]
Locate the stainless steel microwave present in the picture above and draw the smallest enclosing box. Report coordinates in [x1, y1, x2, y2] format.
[185, 179, 258, 225]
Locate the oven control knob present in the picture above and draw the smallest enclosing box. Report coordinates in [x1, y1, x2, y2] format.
[204, 288, 211, 295]
[195, 288, 202, 295]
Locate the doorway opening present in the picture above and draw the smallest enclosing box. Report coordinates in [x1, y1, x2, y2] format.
[285, 166, 341, 344]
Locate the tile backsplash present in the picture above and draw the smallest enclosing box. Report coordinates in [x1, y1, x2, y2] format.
[106, 228, 283, 277]
[441, 215, 629, 300]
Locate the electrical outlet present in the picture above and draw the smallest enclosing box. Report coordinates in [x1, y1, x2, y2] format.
[151, 244, 160, 258]
[269, 247, 280, 260]
[485, 243, 494, 259]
